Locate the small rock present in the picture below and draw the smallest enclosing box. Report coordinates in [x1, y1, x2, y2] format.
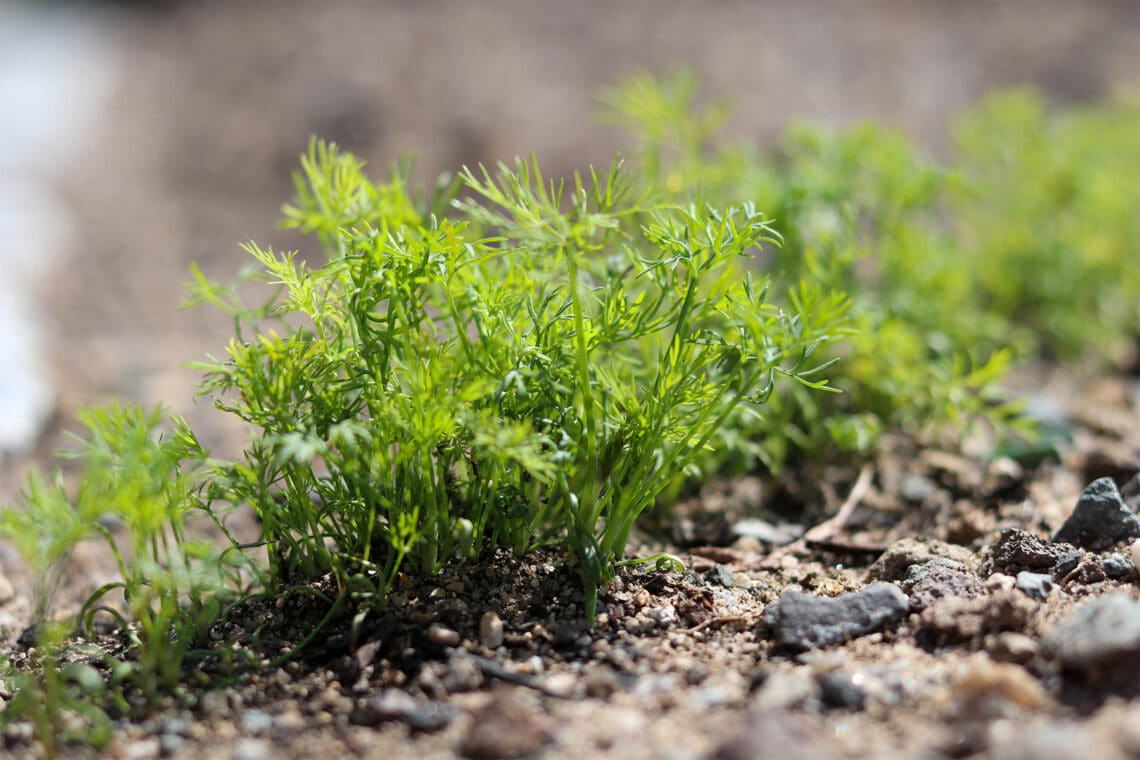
[1060, 559, 1108, 586]
[939, 654, 1048, 720]
[765, 582, 909, 650]
[987, 529, 1075, 575]
[1042, 592, 1140, 669]
[705, 565, 735, 588]
[867, 538, 977, 582]
[1132, 539, 1140, 572]
[983, 456, 1025, 498]
[918, 590, 1036, 644]
[232, 739, 270, 760]
[901, 472, 937, 502]
[238, 710, 273, 736]
[350, 689, 418, 726]
[732, 518, 801, 546]
[902, 559, 986, 612]
[158, 734, 185, 757]
[441, 652, 483, 694]
[1100, 553, 1135, 580]
[1053, 550, 1083, 578]
[479, 612, 504, 649]
[1015, 571, 1054, 600]
[816, 671, 865, 710]
[752, 669, 820, 710]
[1053, 477, 1140, 550]
[459, 690, 552, 759]
[984, 632, 1039, 665]
[127, 738, 160, 760]
[405, 703, 463, 733]
[426, 623, 461, 647]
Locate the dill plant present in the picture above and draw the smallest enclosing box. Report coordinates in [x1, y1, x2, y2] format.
[0, 403, 245, 751]
[952, 91, 1140, 365]
[193, 142, 849, 618]
[605, 73, 1026, 471]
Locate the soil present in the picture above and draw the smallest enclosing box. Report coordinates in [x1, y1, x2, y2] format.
[2, 3, 1140, 759]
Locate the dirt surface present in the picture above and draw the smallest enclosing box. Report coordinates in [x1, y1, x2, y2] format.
[3, 364, 1140, 759]
[3, 3, 1140, 759]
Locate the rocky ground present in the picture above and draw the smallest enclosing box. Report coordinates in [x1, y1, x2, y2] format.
[2, 3, 1140, 759]
[1, 364, 1138, 760]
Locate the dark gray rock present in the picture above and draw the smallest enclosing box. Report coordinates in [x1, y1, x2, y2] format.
[1054, 551, 1083, 578]
[1016, 571, 1054, 600]
[988, 528, 1075, 574]
[1100, 553, 1136, 580]
[1042, 593, 1140, 668]
[1053, 477, 1140, 550]
[705, 565, 735, 588]
[817, 671, 866, 710]
[765, 582, 909, 650]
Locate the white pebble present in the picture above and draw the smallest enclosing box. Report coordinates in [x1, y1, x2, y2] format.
[1130, 538, 1140, 572]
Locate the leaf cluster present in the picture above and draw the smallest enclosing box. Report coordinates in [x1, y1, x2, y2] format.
[193, 143, 849, 618]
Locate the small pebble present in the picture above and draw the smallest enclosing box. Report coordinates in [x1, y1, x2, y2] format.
[1131, 538, 1140, 572]
[426, 623, 461, 647]
[479, 611, 504, 649]
[158, 734, 185, 757]
[1100, 553, 1135, 579]
[232, 738, 270, 760]
[1015, 571, 1054, 600]
[984, 632, 1039, 665]
[817, 671, 865, 710]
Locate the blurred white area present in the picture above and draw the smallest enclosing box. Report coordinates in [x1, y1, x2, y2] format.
[0, 7, 119, 452]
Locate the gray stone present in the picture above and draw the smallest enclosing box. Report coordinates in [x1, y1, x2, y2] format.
[1053, 477, 1140, 550]
[1016, 571, 1054, 600]
[816, 671, 865, 710]
[765, 582, 909, 650]
[1043, 593, 1140, 668]
[1100, 554, 1135, 580]
[705, 565, 735, 588]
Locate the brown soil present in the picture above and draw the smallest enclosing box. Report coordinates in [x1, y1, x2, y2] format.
[2, 3, 1140, 759]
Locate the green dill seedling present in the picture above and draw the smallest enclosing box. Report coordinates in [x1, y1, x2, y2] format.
[953, 90, 1140, 365]
[605, 72, 1028, 471]
[1, 403, 245, 721]
[194, 142, 849, 618]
